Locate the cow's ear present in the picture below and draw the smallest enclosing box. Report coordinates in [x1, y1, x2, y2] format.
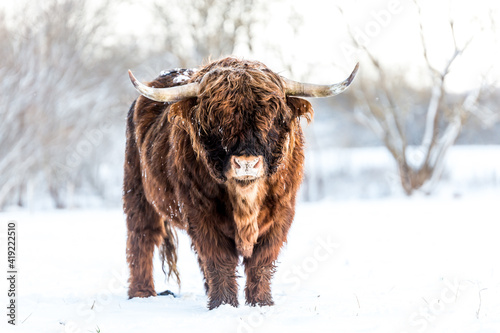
[169, 98, 197, 122]
[286, 97, 314, 123]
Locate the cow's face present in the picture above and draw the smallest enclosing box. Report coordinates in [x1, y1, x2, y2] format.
[171, 61, 313, 185]
[129, 57, 357, 184]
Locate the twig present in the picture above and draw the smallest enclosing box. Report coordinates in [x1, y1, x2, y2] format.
[476, 288, 488, 319]
[354, 294, 361, 316]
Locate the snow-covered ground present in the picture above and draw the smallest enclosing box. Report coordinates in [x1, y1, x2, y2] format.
[1, 192, 500, 333]
[302, 146, 500, 200]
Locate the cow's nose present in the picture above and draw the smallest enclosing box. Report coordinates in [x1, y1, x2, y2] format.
[230, 155, 262, 178]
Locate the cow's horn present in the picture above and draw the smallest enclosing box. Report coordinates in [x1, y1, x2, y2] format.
[283, 63, 359, 98]
[128, 70, 200, 102]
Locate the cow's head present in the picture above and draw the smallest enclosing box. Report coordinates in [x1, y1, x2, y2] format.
[129, 58, 358, 185]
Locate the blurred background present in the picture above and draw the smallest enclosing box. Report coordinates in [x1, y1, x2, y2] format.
[0, 0, 499, 210]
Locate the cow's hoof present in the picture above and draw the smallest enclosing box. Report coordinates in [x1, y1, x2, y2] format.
[246, 298, 274, 307]
[208, 296, 239, 310]
[158, 289, 175, 297]
[128, 288, 157, 299]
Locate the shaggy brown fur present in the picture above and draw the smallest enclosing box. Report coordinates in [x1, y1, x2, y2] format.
[124, 57, 313, 309]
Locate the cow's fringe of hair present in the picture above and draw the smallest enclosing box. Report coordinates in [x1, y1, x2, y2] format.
[159, 220, 181, 287]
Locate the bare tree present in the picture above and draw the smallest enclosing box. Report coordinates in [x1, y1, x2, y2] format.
[150, 0, 266, 66]
[341, 2, 497, 195]
[0, 0, 134, 209]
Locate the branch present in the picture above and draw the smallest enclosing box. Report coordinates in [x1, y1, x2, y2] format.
[413, 0, 440, 77]
[338, 6, 407, 157]
[417, 1, 474, 168]
[421, 112, 462, 192]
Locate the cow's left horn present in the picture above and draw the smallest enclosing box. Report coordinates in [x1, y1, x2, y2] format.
[128, 70, 200, 102]
[283, 63, 359, 98]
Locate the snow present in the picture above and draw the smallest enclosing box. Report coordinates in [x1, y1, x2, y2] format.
[302, 146, 500, 200]
[173, 75, 191, 84]
[2, 191, 500, 333]
[159, 69, 194, 83]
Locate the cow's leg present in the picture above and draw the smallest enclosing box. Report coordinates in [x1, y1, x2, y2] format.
[123, 138, 165, 297]
[243, 242, 280, 306]
[204, 255, 239, 309]
[125, 200, 165, 298]
[126, 226, 163, 298]
[123, 103, 168, 298]
[192, 235, 239, 309]
[197, 256, 209, 295]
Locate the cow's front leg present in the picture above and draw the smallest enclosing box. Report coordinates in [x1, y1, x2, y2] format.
[192, 231, 239, 309]
[243, 241, 280, 306]
[196, 256, 209, 295]
[202, 255, 239, 309]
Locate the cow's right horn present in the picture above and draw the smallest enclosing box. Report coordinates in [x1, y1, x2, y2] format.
[128, 70, 200, 102]
[283, 63, 359, 98]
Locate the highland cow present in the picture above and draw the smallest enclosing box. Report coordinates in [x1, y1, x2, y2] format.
[124, 57, 358, 309]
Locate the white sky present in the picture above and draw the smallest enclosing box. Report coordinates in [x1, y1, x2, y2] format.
[3, 0, 499, 92]
[109, 0, 500, 92]
[269, 0, 500, 92]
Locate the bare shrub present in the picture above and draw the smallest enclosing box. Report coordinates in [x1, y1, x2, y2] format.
[342, 1, 497, 195]
[0, 0, 133, 209]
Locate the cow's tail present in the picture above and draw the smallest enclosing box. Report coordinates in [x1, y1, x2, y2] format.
[159, 220, 181, 287]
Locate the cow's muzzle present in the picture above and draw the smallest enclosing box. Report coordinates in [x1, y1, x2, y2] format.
[228, 155, 264, 182]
